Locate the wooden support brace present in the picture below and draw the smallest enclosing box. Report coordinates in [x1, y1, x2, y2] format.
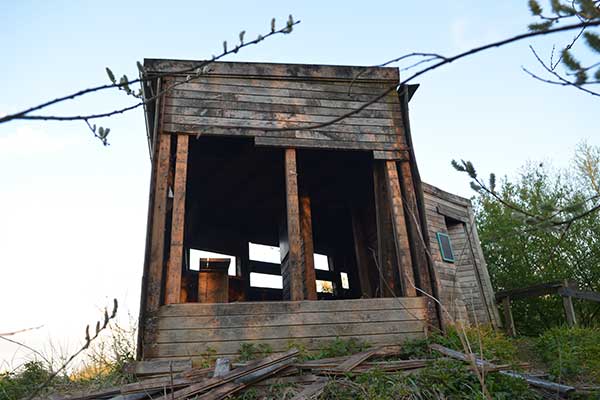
[165, 134, 189, 304]
[299, 194, 317, 300]
[351, 209, 373, 298]
[284, 148, 304, 301]
[561, 280, 577, 327]
[373, 161, 399, 297]
[383, 160, 417, 297]
[147, 133, 172, 312]
[502, 296, 516, 337]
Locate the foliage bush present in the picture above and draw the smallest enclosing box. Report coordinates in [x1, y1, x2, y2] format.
[474, 150, 600, 335]
[319, 360, 540, 400]
[535, 326, 600, 384]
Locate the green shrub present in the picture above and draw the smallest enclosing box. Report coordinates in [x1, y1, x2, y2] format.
[312, 337, 370, 360]
[536, 326, 600, 384]
[237, 343, 273, 362]
[319, 359, 540, 400]
[0, 361, 65, 400]
[432, 325, 519, 365]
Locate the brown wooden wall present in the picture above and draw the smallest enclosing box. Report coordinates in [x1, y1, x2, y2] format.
[144, 60, 407, 158]
[422, 183, 500, 327]
[144, 297, 428, 360]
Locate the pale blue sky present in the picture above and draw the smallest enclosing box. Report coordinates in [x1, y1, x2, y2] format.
[0, 1, 597, 366]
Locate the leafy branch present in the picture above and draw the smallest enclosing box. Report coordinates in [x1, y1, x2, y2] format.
[23, 299, 118, 400]
[0, 16, 300, 145]
[451, 159, 600, 230]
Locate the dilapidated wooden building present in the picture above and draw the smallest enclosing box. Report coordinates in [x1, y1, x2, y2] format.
[137, 59, 499, 361]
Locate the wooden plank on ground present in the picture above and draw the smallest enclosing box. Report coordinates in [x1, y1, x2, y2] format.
[123, 359, 192, 376]
[290, 377, 329, 400]
[330, 348, 378, 372]
[165, 134, 188, 304]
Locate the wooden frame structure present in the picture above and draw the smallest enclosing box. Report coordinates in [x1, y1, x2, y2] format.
[137, 60, 498, 360]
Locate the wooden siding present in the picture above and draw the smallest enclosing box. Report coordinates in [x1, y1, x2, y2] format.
[422, 183, 500, 327]
[144, 297, 428, 360]
[143, 60, 406, 153]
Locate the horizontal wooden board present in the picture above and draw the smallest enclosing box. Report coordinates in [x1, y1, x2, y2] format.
[144, 59, 399, 81]
[145, 332, 424, 358]
[163, 113, 396, 135]
[253, 137, 402, 151]
[165, 107, 396, 128]
[165, 97, 400, 119]
[156, 309, 426, 331]
[158, 297, 426, 317]
[156, 320, 424, 343]
[173, 81, 398, 104]
[172, 75, 392, 95]
[167, 89, 397, 112]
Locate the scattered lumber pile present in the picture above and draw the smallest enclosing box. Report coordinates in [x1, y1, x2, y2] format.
[51, 344, 588, 400]
[51, 346, 426, 400]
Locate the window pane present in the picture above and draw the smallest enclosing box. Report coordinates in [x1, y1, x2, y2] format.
[250, 272, 283, 289]
[249, 242, 280, 264]
[189, 249, 236, 276]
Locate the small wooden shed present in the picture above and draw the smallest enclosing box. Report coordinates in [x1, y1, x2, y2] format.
[137, 59, 498, 361]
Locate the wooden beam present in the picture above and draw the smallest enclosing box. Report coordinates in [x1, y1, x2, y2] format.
[351, 209, 373, 298]
[165, 134, 189, 304]
[561, 280, 577, 327]
[373, 161, 399, 297]
[299, 194, 317, 300]
[283, 148, 304, 301]
[147, 133, 172, 312]
[495, 281, 563, 302]
[502, 296, 516, 337]
[398, 160, 432, 297]
[384, 161, 417, 297]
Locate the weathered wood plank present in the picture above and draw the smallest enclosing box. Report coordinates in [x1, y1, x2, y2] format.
[165, 97, 400, 117]
[156, 320, 425, 343]
[384, 161, 417, 297]
[165, 106, 396, 128]
[167, 89, 397, 111]
[173, 81, 398, 104]
[163, 114, 396, 135]
[165, 135, 188, 304]
[284, 149, 303, 301]
[351, 209, 374, 298]
[123, 359, 192, 376]
[145, 59, 399, 81]
[171, 75, 391, 94]
[157, 297, 427, 316]
[299, 195, 317, 300]
[147, 133, 172, 312]
[146, 332, 424, 358]
[156, 309, 426, 331]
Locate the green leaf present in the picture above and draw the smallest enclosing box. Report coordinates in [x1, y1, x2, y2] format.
[584, 31, 600, 53]
[594, 68, 600, 81]
[223, 40, 227, 53]
[579, 0, 600, 17]
[489, 173, 497, 193]
[561, 49, 582, 71]
[528, 21, 553, 31]
[106, 67, 116, 84]
[470, 182, 482, 192]
[575, 70, 588, 85]
[451, 159, 466, 172]
[271, 18, 276, 33]
[528, 0, 543, 15]
[239, 30, 245, 44]
[136, 61, 144, 73]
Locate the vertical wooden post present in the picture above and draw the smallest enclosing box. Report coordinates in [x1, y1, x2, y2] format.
[351, 209, 373, 298]
[373, 162, 400, 297]
[165, 134, 189, 304]
[147, 133, 172, 312]
[384, 161, 417, 297]
[562, 280, 577, 327]
[502, 296, 516, 337]
[300, 194, 318, 300]
[398, 161, 432, 296]
[284, 148, 304, 301]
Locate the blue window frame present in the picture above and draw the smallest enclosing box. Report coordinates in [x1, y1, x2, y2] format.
[436, 232, 455, 263]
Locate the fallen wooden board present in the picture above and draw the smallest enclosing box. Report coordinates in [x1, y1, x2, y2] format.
[123, 359, 192, 376]
[430, 344, 576, 395]
[290, 377, 329, 400]
[329, 348, 379, 372]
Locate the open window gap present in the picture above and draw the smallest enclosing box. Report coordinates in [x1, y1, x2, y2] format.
[189, 249, 237, 276]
